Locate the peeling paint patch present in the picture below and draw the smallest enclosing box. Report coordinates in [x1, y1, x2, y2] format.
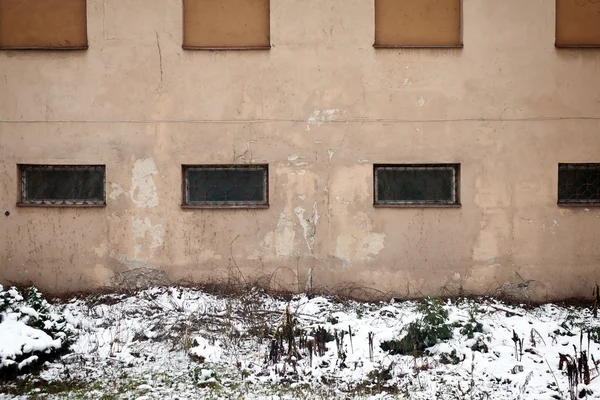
[306, 109, 344, 131]
[356, 233, 385, 261]
[93, 264, 114, 284]
[294, 202, 319, 254]
[335, 195, 350, 205]
[197, 249, 222, 261]
[130, 158, 159, 209]
[472, 229, 499, 261]
[333, 213, 386, 263]
[287, 154, 299, 161]
[131, 215, 165, 259]
[334, 232, 386, 263]
[109, 183, 125, 200]
[334, 235, 354, 266]
[553, 219, 559, 227]
[92, 243, 108, 257]
[417, 97, 426, 107]
[264, 209, 296, 258]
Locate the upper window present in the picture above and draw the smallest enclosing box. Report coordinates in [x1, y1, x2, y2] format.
[183, 0, 270, 50]
[556, 0, 600, 47]
[374, 0, 462, 48]
[19, 165, 105, 207]
[558, 163, 600, 205]
[182, 165, 269, 208]
[0, 0, 87, 50]
[374, 164, 460, 207]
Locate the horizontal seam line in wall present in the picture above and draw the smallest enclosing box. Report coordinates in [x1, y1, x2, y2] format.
[1, 116, 600, 124]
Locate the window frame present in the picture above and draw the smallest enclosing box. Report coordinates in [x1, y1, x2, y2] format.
[557, 163, 600, 207]
[373, 163, 461, 208]
[373, 0, 463, 49]
[17, 164, 106, 208]
[181, 164, 269, 209]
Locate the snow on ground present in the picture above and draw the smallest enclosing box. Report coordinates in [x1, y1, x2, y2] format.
[1, 286, 600, 399]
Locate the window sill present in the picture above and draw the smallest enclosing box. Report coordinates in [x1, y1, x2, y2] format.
[181, 204, 269, 210]
[373, 44, 463, 49]
[558, 202, 600, 207]
[374, 203, 461, 208]
[0, 46, 88, 50]
[17, 202, 105, 208]
[182, 45, 271, 51]
[555, 44, 600, 48]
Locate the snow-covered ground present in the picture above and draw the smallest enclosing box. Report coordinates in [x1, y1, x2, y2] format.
[1, 286, 600, 399]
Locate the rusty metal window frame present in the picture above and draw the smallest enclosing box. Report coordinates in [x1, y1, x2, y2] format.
[182, 164, 269, 209]
[373, 163, 461, 208]
[558, 163, 600, 206]
[18, 164, 106, 207]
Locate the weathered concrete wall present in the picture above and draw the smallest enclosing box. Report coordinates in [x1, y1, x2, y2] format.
[1, 0, 600, 299]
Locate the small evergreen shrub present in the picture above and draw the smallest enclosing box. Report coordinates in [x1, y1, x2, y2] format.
[381, 297, 452, 355]
[439, 350, 462, 365]
[0, 285, 77, 380]
[460, 319, 483, 339]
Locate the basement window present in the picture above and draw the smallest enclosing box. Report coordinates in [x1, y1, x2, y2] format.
[0, 0, 88, 50]
[556, 0, 600, 47]
[18, 165, 106, 207]
[374, 0, 462, 48]
[558, 163, 600, 205]
[182, 165, 269, 208]
[183, 0, 270, 50]
[374, 164, 460, 207]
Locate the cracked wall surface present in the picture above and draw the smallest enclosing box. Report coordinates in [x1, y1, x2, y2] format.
[1, 0, 600, 299]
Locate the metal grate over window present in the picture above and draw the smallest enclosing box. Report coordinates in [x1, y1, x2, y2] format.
[374, 164, 460, 207]
[558, 163, 600, 205]
[19, 165, 106, 206]
[182, 165, 268, 208]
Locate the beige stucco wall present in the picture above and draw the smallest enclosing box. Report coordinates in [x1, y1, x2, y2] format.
[1, 0, 600, 299]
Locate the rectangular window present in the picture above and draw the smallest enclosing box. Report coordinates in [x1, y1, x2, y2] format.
[556, 0, 600, 47]
[183, 0, 270, 50]
[182, 165, 269, 208]
[374, 0, 462, 48]
[19, 165, 106, 207]
[0, 0, 88, 50]
[558, 163, 600, 205]
[374, 164, 460, 207]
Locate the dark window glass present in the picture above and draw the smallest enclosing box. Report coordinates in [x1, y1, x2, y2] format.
[184, 165, 268, 208]
[374, 164, 460, 206]
[558, 163, 600, 204]
[20, 165, 105, 206]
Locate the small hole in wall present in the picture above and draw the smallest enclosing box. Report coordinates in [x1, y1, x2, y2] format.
[4, 211, 9, 217]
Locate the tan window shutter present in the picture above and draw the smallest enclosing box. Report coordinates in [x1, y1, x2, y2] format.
[183, 0, 270, 49]
[375, 0, 462, 47]
[0, 0, 87, 49]
[556, 0, 600, 47]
